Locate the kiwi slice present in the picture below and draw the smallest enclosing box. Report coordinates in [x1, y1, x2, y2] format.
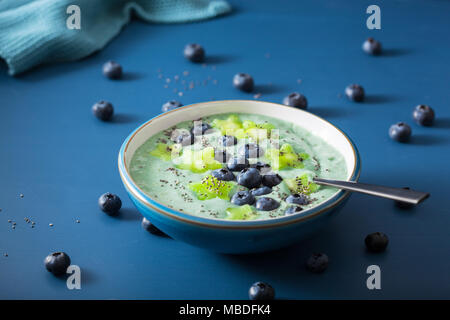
[285, 173, 320, 195]
[173, 147, 222, 173]
[150, 143, 181, 161]
[211, 115, 243, 136]
[265, 143, 309, 170]
[189, 175, 235, 200]
[226, 205, 257, 220]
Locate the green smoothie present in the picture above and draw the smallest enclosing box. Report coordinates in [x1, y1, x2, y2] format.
[129, 113, 347, 220]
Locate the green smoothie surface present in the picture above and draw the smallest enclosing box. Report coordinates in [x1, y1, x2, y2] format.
[129, 113, 347, 220]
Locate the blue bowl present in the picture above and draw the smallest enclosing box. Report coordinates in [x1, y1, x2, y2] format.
[119, 100, 361, 253]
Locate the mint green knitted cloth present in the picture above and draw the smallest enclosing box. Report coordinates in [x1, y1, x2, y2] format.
[0, 0, 231, 75]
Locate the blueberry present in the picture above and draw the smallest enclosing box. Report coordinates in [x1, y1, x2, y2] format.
[176, 132, 195, 146]
[214, 150, 232, 163]
[389, 122, 411, 143]
[233, 73, 254, 92]
[283, 92, 308, 110]
[262, 173, 283, 187]
[362, 37, 382, 55]
[92, 100, 114, 121]
[306, 253, 329, 273]
[345, 84, 365, 102]
[44, 252, 71, 276]
[413, 104, 435, 126]
[184, 44, 205, 63]
[251, 186, 272, 196]
[211, 168, 235, 181]
[286, 194, 309, 205]
[222, 135, 237, 147]
[227, 157, 249, 172]
[142, 217, 168, 237]
[231, 190, 255, 206]
[239, 143, 264, 158]
[250, 162, 271, 174]
[98, 193, 122, 216]
[365, 232, 389, 253]
[249, 282, 275, 300]
[285, 206, 303, 215]
[102, 61, 122, 79]
[255, 197, 280, 211]
[191, 122, 211, 136]
[162, 100, 183, 113]
[395, 187, 415, 209]
[237, 168, 262, 189]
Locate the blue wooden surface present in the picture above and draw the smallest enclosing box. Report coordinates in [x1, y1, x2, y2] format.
[1, 0, 449, 299]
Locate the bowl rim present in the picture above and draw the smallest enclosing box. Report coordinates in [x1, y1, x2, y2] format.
[118, 100, 361, 229]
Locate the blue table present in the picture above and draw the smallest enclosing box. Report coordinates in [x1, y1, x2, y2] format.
[1, 0, 449, 299]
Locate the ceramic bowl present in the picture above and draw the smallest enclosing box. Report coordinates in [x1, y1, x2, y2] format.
[118, 100, 360, 253]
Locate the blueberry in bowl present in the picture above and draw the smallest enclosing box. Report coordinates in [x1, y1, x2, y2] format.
[227, 157, 249, 172]
[212, 168, 235, 181]
[251, 186, 272, 196]
[231, 190, 255, 206]
[237, 167, 262, 189]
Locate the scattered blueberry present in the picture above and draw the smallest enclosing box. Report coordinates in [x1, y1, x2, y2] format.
[345, 84, 365, 102]
[389, 122, 412, 143]
[92, 100, 114, 121]
[286, 194, 309, 205]
[362, 37, 382, 55]
[98, 193, 122, 216]
[233, 73, 254, 92]
[365, 232, 389, 253]
[191, 122, 211, 136]
[395, 187, 415, 209]
[227, 157, 250, 172]
[102, 61, 123, 79]
[250, 162, 271, 174]
[142, 218, 168, 237]
[214, 149, 231, 163]
[44, 252, 71, 276]
[251, 186, 272, 196]
[285, 206, 303, 215]
[184, 43, 205, 63]
[283, 92, 308, 110]
[231, 190, 255, 206]
[413, 104, 435, 126]
[222, 135, 238, 147]
[239, 143, 264, 158]
[262, 173, 283, 187]
[211, 168, 235, 181]
[306, 253, 329, 273]
[249, 282, 275, 300]
[237, 168, 262, 189]
[162, 100, 183, 113]
[176, 132, 195, 146]
[255, 197, 280, 211]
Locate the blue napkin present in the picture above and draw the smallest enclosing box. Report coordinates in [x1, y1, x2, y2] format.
[0, 0, 231, 75]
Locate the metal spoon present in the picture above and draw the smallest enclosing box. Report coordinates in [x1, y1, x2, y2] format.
[313, 178, 430, 204]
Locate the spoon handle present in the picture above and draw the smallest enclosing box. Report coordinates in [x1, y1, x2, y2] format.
[313, 178, 430, 204]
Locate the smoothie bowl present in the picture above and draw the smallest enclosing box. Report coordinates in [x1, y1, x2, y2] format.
[118, 100, 360, 253]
